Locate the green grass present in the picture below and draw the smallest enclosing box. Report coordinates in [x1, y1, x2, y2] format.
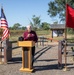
[9, 30, 51, 41]
[9, 30, 74, 42]
[36, 30, 50, 35]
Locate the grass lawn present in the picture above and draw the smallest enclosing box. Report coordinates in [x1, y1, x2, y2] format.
[9, 30, 74, 42]
[9, 30, 50, 41]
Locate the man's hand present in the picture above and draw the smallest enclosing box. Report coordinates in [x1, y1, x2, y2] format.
[27, 34, 30, 38]
[32, 34, 34, 36]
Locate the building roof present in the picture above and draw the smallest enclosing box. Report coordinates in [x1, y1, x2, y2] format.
[50, 24, 65, 29]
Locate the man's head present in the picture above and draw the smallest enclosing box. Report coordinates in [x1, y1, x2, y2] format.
[26, 25, 32, 32]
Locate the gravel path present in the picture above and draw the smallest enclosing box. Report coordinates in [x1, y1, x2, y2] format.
[0, 42, 74, 75]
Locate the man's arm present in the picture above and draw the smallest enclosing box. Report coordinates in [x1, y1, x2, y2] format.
[23, 32, 29, 40]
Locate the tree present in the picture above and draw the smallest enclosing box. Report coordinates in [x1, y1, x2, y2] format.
[30, 15, 41, 30]
[41, 22, 50, 30]
[47, 0, 74, 22]
[21, 26, 26, 30]
[53, 21, 58, 24]
[12, 23, 21, 30]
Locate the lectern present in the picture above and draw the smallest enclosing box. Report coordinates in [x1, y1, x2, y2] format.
[18, 41, 35, 72]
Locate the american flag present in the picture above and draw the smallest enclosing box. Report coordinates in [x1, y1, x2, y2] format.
[0, 7, 10, 41]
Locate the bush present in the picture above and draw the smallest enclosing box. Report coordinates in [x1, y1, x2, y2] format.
[67, 28, 74, 34]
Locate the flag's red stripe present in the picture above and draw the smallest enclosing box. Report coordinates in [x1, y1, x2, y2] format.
[1, 7, 10, 41]
[1, 20, 7, 22]
[1, 23, 8, 25]
[2, 29, 9, 40]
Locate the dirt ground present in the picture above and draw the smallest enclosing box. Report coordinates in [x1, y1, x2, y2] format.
[0, 42, 74, 75]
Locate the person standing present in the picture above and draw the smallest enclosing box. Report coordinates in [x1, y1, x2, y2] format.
[23, 25, 38, 67]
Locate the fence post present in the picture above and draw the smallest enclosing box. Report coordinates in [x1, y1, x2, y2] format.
[58, 41, 62, 69]
[0, 39, 12, 64]
[42, 37, 44, 46]
[40, 37, 41, 46]
[37, 42, 38, 47]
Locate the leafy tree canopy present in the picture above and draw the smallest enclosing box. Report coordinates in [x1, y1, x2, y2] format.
[30, 15, 41, 30]
[12, 23, 21, 30]
[41, 22, 50, 30]
[48, 0, 74, 22]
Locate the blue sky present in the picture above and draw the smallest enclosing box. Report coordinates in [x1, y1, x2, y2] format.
[0, 0, 59, 27]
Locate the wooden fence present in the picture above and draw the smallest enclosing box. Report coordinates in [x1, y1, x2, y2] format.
[58, 39, 74, 69]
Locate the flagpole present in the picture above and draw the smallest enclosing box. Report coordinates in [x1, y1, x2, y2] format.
[0, 5, 3, 52]
[63, 0, 69, 71]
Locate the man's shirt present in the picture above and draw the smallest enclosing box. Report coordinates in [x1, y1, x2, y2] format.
[23, 30, 38, 43]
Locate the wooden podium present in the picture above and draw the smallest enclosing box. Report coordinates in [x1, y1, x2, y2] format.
[18, 41, 35, 72]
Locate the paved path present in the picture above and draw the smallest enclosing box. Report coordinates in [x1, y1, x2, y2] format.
[0, 42, 74, 75]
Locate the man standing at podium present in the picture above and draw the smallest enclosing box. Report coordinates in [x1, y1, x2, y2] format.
[23, 25, 38, 67]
